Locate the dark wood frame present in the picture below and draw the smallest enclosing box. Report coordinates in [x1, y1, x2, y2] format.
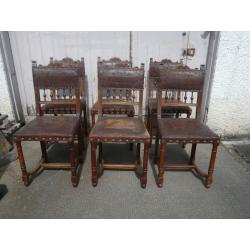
[14, 121, 83, 187]
[13, 62, 84, 187]
[40, 57, 89, 136]
[146, 58, 193, 146]
[91, 57, 134, 128]
[89, 62, 150, 188]
[154, 67, 220, 188]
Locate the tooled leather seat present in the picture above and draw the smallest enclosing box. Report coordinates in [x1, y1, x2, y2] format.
[158, 118, 220, 143]
[14, 116, 80, 141]
[89, 117, 150, 142]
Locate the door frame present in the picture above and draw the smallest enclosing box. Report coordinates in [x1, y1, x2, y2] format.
[201, 31, 220, 123]
[0, 31, 25, 123]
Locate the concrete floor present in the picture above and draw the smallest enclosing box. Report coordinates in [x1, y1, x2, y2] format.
[0, 141, 250, 218]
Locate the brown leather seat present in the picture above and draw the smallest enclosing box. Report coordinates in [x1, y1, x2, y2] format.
[14, 116, 79, 141]
[91, 101, 135, 115]
[41, 99, 86, 115]
[89, 117, 150, 142]
[148, 98, 192, 115]
[158, 118, 220, 143]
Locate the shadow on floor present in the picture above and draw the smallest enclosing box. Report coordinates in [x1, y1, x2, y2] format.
[27, 140, 89, 186]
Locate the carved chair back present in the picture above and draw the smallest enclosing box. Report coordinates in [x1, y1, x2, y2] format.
[32, 59, 84, 116]
[157, 66, 205, 120]
[48, 57, 87, 100]
[97, 57, 132, 99]
[148, 58, 183, 100]
[97, 63, 145, 118]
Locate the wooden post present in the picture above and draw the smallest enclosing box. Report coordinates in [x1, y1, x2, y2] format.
[206, 142, 219, 188]
[98, 143, 103, 164]
[189, 143, 197, 164]
[83, 104, 88, 135]
[40, 141, 48, 163]
[91, 142, 98, 187]
[78, 125, 84, 164]
[15, 141, 29, 186]
[147, 108, 153, 147]
[141, 143, 149, 188]
[69, 141, 77, 187]
[136, 143, 141, 165]
[154, 131, 160, 164]
[91, 112, 95, 129]
[157, 141, 166, 187]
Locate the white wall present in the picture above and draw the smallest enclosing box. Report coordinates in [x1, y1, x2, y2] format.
[0, 49, 13, 119]
[133, 31, 209, 70]
[9, 31, 209, 116]
[207, 32, 250, 137]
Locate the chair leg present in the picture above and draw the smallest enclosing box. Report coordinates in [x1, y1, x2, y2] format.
[127, 113, 134, 151]
[206, 143, 219, 188]
[136, 143, 141, 165]
[91, 112, 95, 129]
[157, 141, 166, 188]
[147, 109, 153, 147]
[146, 108, 150, 130]
[141, 143, 149, 188]
[154, 131, 159, 164]
[78, 126, 84, 164]
[40, 141, 48, 162]
[91, 142, 98, 187]
[98, 142, 103, 164]
[16, 141, 29, 186]
[69, 141, 77, 187]
[83, 105, 88, 135]
[189, 143, 197, 164]
[79, 119, 85, 151]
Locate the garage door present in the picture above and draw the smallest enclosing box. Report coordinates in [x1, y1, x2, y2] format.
[9, 31, 209, 116]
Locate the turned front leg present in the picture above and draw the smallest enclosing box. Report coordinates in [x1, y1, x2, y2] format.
[206, 142, 219, 188]
[157, 141, 166, 187]
[16, 141, 29, 186]
[69, 141, 77, 187]
[141, 142, 149, 188]
[91, 142, 98, 186]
